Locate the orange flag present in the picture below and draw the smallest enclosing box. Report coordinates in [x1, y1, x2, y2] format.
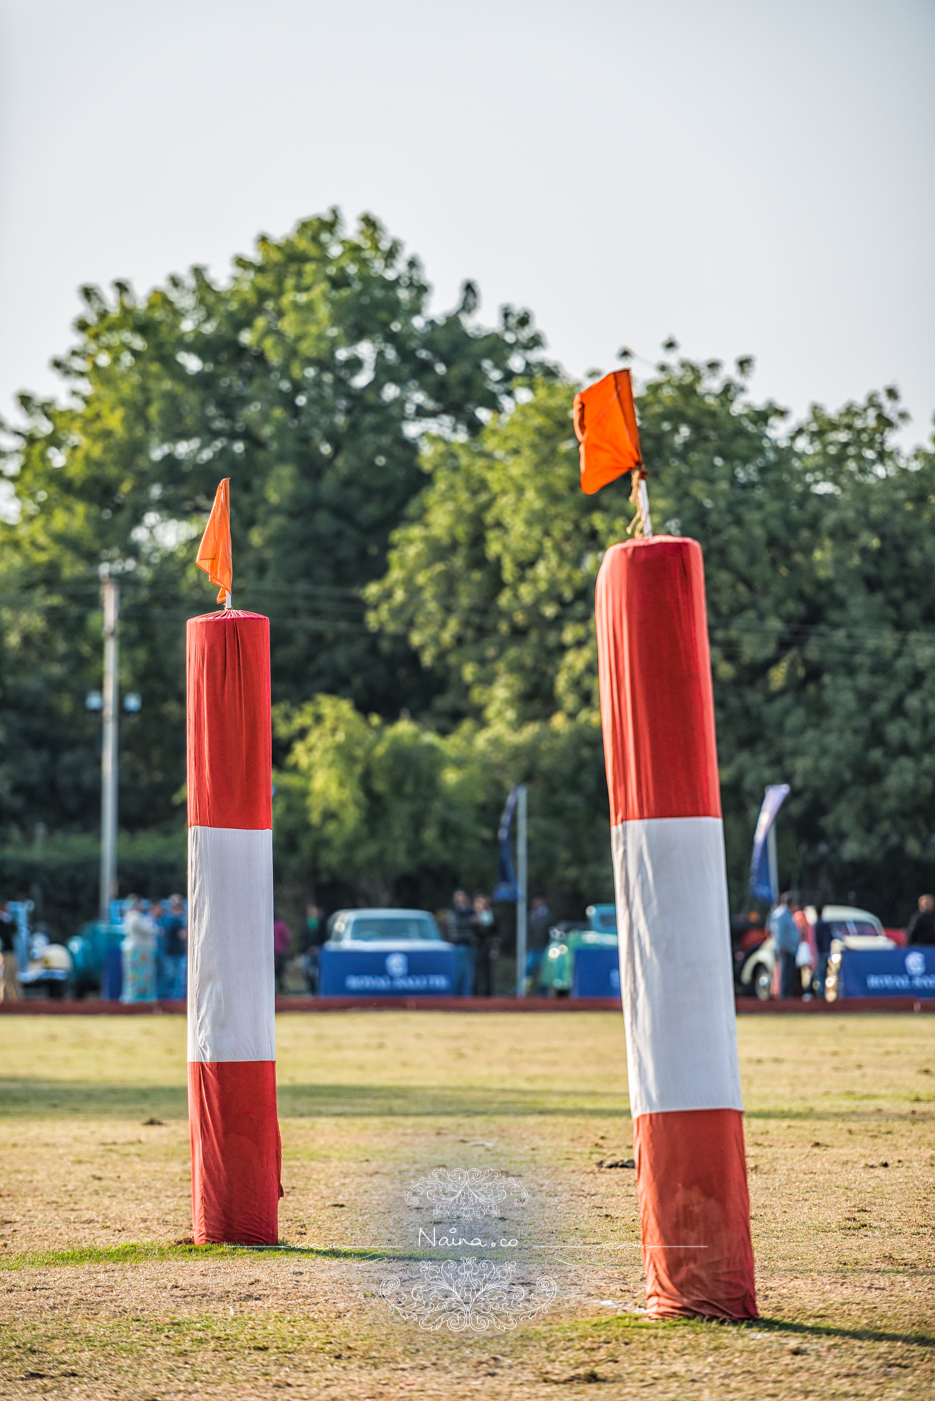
[195, 478, 233, 604]
[574, 370, 643, 495]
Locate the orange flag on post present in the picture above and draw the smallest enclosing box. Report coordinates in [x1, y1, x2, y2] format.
[574, 370, 643, 495]
[196, 479, 233, 605]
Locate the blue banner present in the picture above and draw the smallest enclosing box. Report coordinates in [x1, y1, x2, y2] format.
[319, 945, 456, 997]
[572, 946, 621, 999]
[492, 785, 520, 901]
[839, 946, 935, 998]
[749, 784, 790, 901]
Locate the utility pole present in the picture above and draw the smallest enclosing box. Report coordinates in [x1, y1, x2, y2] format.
[514, 784, 528, 997]
[99, 570, 119, 922]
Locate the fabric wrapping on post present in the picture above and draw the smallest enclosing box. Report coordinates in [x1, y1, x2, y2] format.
[189, 1062, 281, 1245]
[186, 610, 281, 1245]
[595, 537, 757, 1320]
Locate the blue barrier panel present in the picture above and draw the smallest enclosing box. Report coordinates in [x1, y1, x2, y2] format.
[572, 946, 621, 999]
[101, 946, 123, 1001]
[319, 945, 456, 997]
[840, 946, 935, 998]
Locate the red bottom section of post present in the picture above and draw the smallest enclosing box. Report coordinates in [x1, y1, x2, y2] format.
[633, 1108, 757, 1320]
[188, 1060, 282, 1244]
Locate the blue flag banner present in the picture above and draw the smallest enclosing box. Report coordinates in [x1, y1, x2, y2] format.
[493, 785, 520, 901]
[749, 784, 790, 901]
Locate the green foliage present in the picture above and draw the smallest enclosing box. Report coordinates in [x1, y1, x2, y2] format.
[3, 205, 934, 924]
[0, 211, 548, 836]
[369, 363, 935, 920]
[274, 696, 484, 907]
[0, 830, 186, 938]
[367, 380, 627, 726]
[274, 697, 611, 918]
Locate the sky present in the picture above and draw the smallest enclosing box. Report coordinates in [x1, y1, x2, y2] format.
[0, 0, 933, 446]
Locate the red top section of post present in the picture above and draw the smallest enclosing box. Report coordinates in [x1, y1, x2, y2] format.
[187, 611, 272, 830]
[594, 537, 721, 825]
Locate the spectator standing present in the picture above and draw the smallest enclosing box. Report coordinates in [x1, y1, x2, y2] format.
[813, 912, 833, 998]
[150, 900, 166, 997]
[907, 894, 935, 945]
[448, 889, 476, 998]
[160, 895, 188, 1001]
[302, 903, 325, 995]
[121, 896, 157, 1003]
[525, 895, 551, 995]
[792, 899, 813, 998]
[768, 893, 800, 999]
[273, 913, 292, 992]
[473, 893, 498, 997]
[0, 903, 20, 1002]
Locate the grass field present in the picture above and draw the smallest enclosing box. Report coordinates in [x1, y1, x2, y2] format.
[0, 1009, 932, 1399]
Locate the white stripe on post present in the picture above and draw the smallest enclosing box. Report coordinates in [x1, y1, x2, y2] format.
[612, 816, 741, 1117]
[187, 826, 275, 1065]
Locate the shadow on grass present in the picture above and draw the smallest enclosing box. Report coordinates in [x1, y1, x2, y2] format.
[585, 1313, 934, 1349]
[746, 1107, 934, 1121]
[2, 1080, 923, 1123]
[0, 1241, 429, 1272]
[745, 1315, 935, 1349]
[0, 1079, 627, 1119]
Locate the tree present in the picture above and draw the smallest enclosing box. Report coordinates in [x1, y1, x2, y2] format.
[366, 378, 630, 726]
[274, 697, 612, 919]
[0, 210, 550, 837]
[369, 360, 935, 920]
[6, 205, 935, 928]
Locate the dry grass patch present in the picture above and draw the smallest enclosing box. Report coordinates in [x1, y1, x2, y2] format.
[0, 1009, 932, 1398]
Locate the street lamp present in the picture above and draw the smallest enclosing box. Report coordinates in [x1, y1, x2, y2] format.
[85, 690, 103, 713]
[123, 692, 142, 715]
[99, 571, 119, 922]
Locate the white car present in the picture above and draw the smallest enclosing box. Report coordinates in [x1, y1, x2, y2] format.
[820, 905, 891, 948]
[321, 908, 454, 997]
[738, 905, 893, 1000]
[325, 908, 446, 948]
[821, 906, 896, 1001]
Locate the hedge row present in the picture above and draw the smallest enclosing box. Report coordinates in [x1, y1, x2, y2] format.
[0, 831, 187, 939]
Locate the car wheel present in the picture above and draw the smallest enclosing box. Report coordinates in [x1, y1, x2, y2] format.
[753, 965, 771, 1001]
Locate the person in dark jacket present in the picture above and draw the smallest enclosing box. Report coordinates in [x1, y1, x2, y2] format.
[525, 896, 551, 995]
[301, 903, 325, 995]
[812, 914, 833, 998]
[448, 890, 476, 997]
[273, 912, 292, 992]
[472, 893, 498, 997]
[907, 894, 935, 945]
[158, 895, 188, 1001]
